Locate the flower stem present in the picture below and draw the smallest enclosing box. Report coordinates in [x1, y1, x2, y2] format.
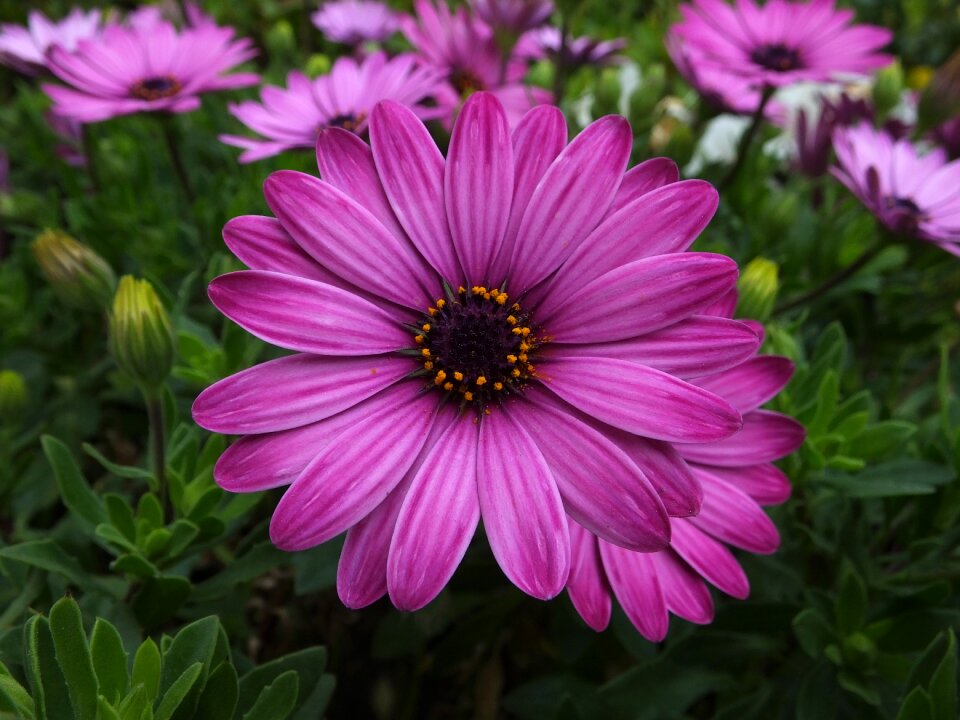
[158, 116, 195, 207]
[718, 85, 775, 192]
[146, 392, 170, 521]
[81, 124, 100, 193]
[552, 17, 570, 105]
[774, 243, 884, 315]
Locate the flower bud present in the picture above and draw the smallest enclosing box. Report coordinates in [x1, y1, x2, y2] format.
[871, 59, 903, 118]
[0, 369, 27, 423]
[305, 53, 332, 78]
[737, 257, 779, 321]
[32, 229, 116, 311]
[109, 276, 175, 391]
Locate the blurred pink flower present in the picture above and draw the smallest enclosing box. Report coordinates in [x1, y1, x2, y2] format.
[833, 123, 960, 253]
[932, 117, 960, 161]
[311, 0, 401, 45]
[45, 111, 86, 167]
[221, 52, 444, 163]
[0, 8, 101, 75]
[193, 93, 769, 613]
[670, 0, 892, 91]
[402, 0, 550, 127]
[470, 0, 553, 35]
[42, 14, 259, 123]
[527, 26, 626, 69]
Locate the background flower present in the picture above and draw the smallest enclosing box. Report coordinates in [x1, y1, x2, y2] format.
[311, 0, 401, 45]
[0, 7, 101, 75]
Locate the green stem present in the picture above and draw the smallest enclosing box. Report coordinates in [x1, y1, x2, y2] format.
[158, 116, 195, 207]
[146, 393, 170, 521]
[718, 85, 775, 192]
[774, 243, 885, 315]
[552, 17, 570, 105]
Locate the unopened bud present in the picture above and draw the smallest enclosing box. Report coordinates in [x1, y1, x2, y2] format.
[872, 59, 904, 118]
[0, 370, 27, 423]
[305, 54, 331, 78]
[32, 230, 116, 311]
[737, 257, 779, 321]
[109, 276, 175, 391]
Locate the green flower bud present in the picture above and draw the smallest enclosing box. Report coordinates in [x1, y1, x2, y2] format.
[32, 229, 117, 311]
[737, 257, 779, 321]
[595, 67, 622, 110]
[109, 276, 175, 392]
[872, 59, 904, 118]
[0, 370, 27, 423]
[305, 53, 332, 78]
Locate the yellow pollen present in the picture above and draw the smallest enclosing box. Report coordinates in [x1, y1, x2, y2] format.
[476, 376, 487, 386]
[424, 361, 434, 370]
[521, 327, 531, 336]
[496, 295, 507, 304]
[453, 371, 464, 382]
[519, 342, 530, 351]
[506, 354, 517, 364]
[518, 353, 528, 362]
[415, 335, 425, 344]
[421, 323, 431, 332]
[421, 348, 431, 357]
[427, 307, 437, 316]
[507, 315, 517, 325]
[483, 293, 491, 300]
[434, 370, 447, 384]
[443, 382, 454, 391]
[464, 391, 474, 401]
[493, 382, 503, 391]
[526, 363, 536, 373]
[458, 286, 466, 293]
[512, 368, 521, 378]
[436, 299, 446, 309]
[485, 408, 491, 415]
[511, 327, 523, 335]
[512, 303, 520, 311]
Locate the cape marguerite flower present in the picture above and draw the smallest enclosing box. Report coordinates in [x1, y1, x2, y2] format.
[194, 92, 770, 614]
[311, 0, 401, 45]
[0, 7, 101, 75]
[470, 0, 554, 35]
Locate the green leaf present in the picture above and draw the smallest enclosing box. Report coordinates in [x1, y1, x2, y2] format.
[117, 685, 149, 720]
[847, 421, 916, 460]
[143, 529, 172, 559]
[110, 555, 159, 580]
[131, 577, 191, 630]
[793, 609, 835, 659]
[161, 520, 199, 560]
[928, 630, 957, 720]
[836, 563, 868, 635]
[104, 494, 138, 542]
[0, 673, 35, 720]
[153, 663, 203, 720]
[23, 615, 72, 720]
[237, 648, 327, 718]
[291, 674, 335, 720]
[157, 617, 220, 720]
[821, 460, 955, 498]
[241, 671, 299, 720]
[42, 435, 107, 529]
[83, 443, 155, 480]
[137, 495, 164, 535]
[192, 662, 238, 720]
[192, 543, 286, 602]
[896, 687, 933, 720]
[96, 524, 139, 553]
[90, 619, 129, 706]
[0, 540, 122, 598]
[49, 596, 99, 720]
[131, 639, 162, 701]
[96, 695, 122, 720]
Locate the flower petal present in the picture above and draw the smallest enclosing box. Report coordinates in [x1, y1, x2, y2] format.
[269, 382, 437, 550]
[521, 389, 670, 551]
[444, 92, 514, 282]
[692, 356, 795, 412]
[193, 354, 412, 434]
[609, 157, 680, 213]
[222, 215, 334, 282]
[676, 410, 805, 466]
[540, 356, 742, 443]
[690, 467, 780, 554]
[566, 520, 611, 632]
[264, 170, 438, 309]
[705, 463, 792, 505]
[208, 270, 409, 355]
[653, 550, 714, 624]
[477, 406, 570, 599]
[541, 253, 739, 343]
[369, 100, 461, 282]
[599, 541, 669, 641]
[670, 520, 749, 599]
[388, 411, 480, 610]
[508, 116, 633, 292]
[608, 431, 703, 518]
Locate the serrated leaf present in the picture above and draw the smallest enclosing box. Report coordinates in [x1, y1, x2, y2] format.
[42, 435, 107, 529]
[153, 663, 203, 720]
[131, 639, 162, 701]
[49, 596, 99, 720]
[90, 619, 128, 706]
[242, 671, 298, 720]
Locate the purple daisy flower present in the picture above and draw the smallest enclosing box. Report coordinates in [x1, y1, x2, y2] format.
[311, 0, 401, 45]
[41, 14, 259, 123]
[670, 0, 893, 91]
[470, 0, 554, 35]
[931, 117, 960, 161]
[220, 52, 444, 163]
[527, 27, 626, 70]
[567, 300, 804, 637]
[193, 92, 778, 613]
[832, 123, 960, 254]
[401, 0, 550, 128]
[0, 8, 101, 75]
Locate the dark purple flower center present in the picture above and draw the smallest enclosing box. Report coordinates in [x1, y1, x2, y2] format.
[325, 113, 364, 132]
[750, 43, 803, 72]
[883, 195, 925, 233]
[131, 75, 182, 101]
[413, 285, 541, 410]
[450, 68, 486, 96]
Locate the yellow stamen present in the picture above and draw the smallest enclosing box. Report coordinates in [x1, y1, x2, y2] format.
[476, 376, 487, 386]
[421, 323, 431, 332]
[511, 327, 523, 335]
[434, 370, 446, 385]
[506, 354, 517, 364]
[511, 368, 521, 378]
[521, 327, 531, 336]
[436, 299, 446, 309]
[458, 286, 466, 294]
[453, 371, 464, 382]
[415, 335, 425, 344]
[518, 353, 528, 363]
[507, 315, 517, 325]
[421, 348, 431, 357]
[496, 295, 507, 305]
[464, 391, 474, 401]
[428, 307, 437, 316]
[493, 382, 503, 391]
[424, 361, 433, 370]
[443, 382, 453, 391]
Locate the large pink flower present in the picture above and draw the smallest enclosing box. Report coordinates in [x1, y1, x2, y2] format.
[221, 52, 444, 163]
[0, 8, 101, 75]
[832, 123, 960, 254]
[311, 0, 401, 45]
[193, 92, 774, 613]
[566, 298, 804, 637]
[669, 0, 892, 91]
[401, 0, 550, 127]
[41, 14, 259, 123]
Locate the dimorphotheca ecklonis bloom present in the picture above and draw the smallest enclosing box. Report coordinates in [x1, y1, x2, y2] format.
[669, 0, 892, 92]
[41, 13, 259, 123]
[470, 0, 554, 35]
[221, 52, 444, 163]
[526, 27, 626, 70]
[566, 295, 805, 638]
[832, 123, 960, 254]
[311, 0, 401, 45]
[195, 92, 775, 613]
[0, 7, 100, 75]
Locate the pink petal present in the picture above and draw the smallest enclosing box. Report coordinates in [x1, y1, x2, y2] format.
[193, 354, 412, 434]
[693, 356, 795, 412]
[599, 541, 669, 641]
[540, 356, 742, 443]
[388, 412, 480, 610]
[690, 467, 780, 554]
[653, 550, 714, 624]
[222, 216, 335, 283]
[541, 253, 738, 343]
[508, 116, 633, 292]
[369, 100, 461, 282]
[208, 270, 409, 356]
[521, 389, 670, 551]
[264, 170, 438, 310]
[444, 92, 514, 282]
[677, 410, 805, 466]
[608, 431, 703, 518]
[566, 521, 611, 632]
[609, 157, 681, 213]
[705, 463, 792, 505]
[670, 520, 749, 599]
[269, 383, 437, 550]
[477, 406, 570, 599]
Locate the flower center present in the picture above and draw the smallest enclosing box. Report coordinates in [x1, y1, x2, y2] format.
[325, 113, 365, 132]
[450, 68, 486, 96]
[883, 195, 925, 232]
[131, 75, 182, 101]
[413, 285, 541, 410]
[750, 43, 802, 72]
